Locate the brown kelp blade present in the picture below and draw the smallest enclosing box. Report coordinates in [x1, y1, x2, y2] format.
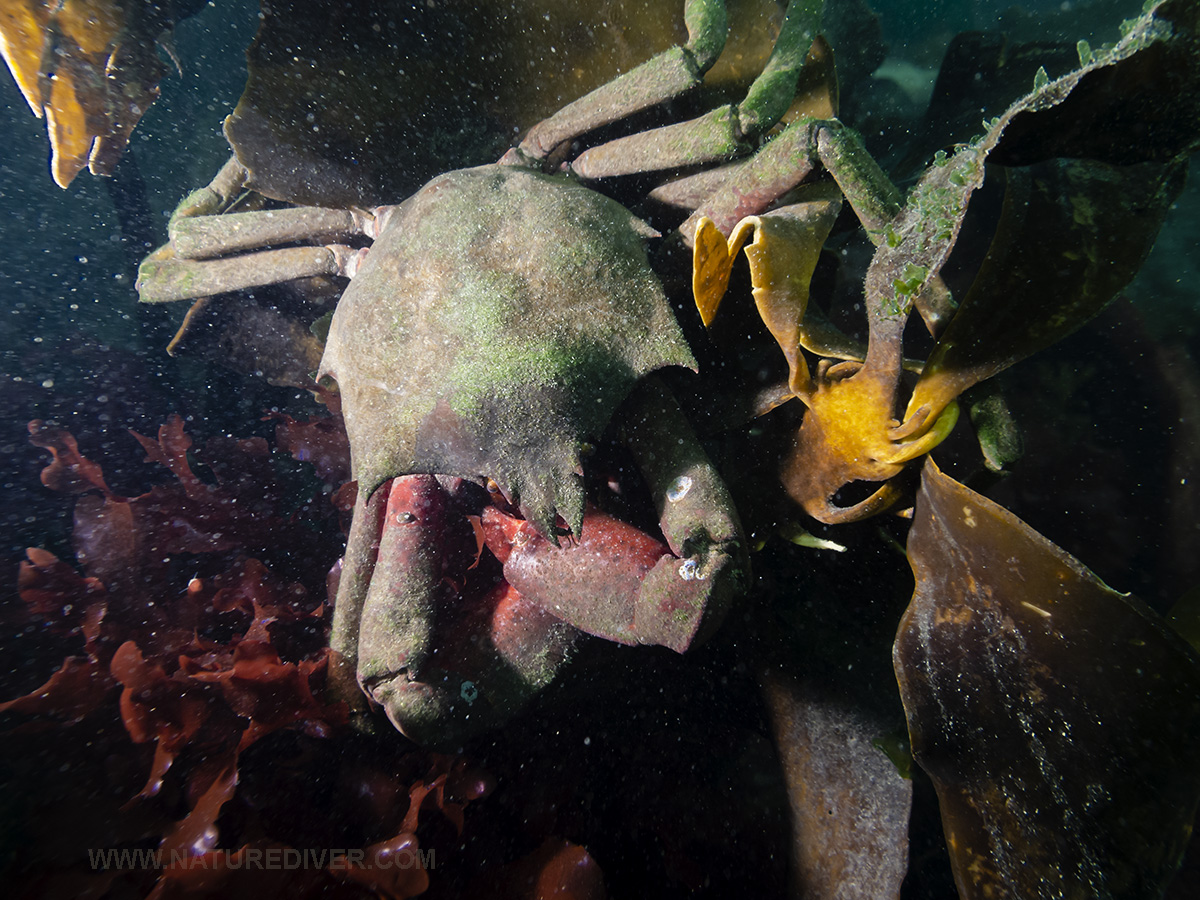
[905, 155, 1186, 424]
[866, 0, 1200, 425]
[224, 0, 783, 207]
[896, 460, 1200, 899]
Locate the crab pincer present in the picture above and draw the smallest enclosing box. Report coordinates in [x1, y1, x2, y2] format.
[481, 380, 746, 655]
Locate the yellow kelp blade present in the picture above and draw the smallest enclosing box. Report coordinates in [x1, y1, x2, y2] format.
[0, 0, 52, 115]
[0, 0, 175, 188]
[880, 400, 959, 465]
[742, 202, 839, 395]
[45, 51, 107, 188]
[692, 215, 742, 328]
[693, 196, 839, 397]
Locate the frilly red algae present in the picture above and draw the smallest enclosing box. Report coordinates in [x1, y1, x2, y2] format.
[28, 420, 117, 497]
[0, 652, 114, 723]
[4, 414, 500, 898]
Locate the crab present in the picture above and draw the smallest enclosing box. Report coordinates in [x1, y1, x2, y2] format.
[146, 159, 757, 747]
[136, 0, 850, 744]
[317, 162, 758, 746]
[134, 0, 987, 743]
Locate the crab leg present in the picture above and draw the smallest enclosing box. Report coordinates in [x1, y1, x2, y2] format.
[678, 118, 820, 241]
[170, 155, 252, 220]
[167, 206, 376, 260]
[483, 378, 747, 653]
[137, 243, 364, 304]
[568, 0, 823, 180]
[516, 0, 729, 161]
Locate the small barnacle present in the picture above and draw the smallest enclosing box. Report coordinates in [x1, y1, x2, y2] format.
[667, 475, 693, 502]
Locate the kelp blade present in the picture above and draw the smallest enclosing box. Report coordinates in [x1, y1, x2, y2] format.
[896, 460, 1200, 899]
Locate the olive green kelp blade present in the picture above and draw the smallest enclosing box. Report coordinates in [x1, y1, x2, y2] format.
[905, 156, 1185, 423]
[320, 165, 696, 538]
[896, 460, 1200, 900]
[875, 0, 1200, 424]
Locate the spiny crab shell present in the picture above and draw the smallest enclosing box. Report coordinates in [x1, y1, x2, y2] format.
[318, 163, 698, 540]
[319, 162, 749, 744]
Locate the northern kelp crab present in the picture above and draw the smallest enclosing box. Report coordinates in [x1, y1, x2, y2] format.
[135, 0, 838, 742]
[319, 164, 749, 745]
[143, 160, 753, 746]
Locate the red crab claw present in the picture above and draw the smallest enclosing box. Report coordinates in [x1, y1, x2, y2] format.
[481, 504, 719, 653]
[479, 377, 746, 654]
[330, 474, 581, 746]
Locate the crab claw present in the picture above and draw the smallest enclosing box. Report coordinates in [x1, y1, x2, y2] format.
[330, 474, 580, 746]
[477, 379, 748, 654]
[328, 378, 746, 745]
[482, 505, 713, 651]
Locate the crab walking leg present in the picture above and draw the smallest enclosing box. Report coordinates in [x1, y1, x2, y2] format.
[168, 206, 377, 260]
[137, 243, 366, 304]
[570, 0, 823, 180]
[170, 155, 251, 221]
[672, 119, 897, 246]
[813, 121, 902, 238]
[813, 121, 955, 331]
[677, 118, 820, 242]
[517, 0, 728, 160]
